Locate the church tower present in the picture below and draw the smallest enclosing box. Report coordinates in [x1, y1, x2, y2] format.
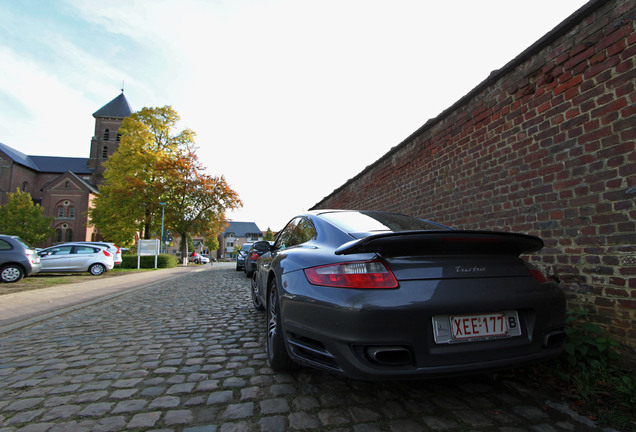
[88, 91, 133, 183]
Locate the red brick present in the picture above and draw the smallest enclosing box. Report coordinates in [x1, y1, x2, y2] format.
[314, 1, 636, 355]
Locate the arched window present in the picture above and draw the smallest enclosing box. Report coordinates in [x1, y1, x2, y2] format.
[104, 129, 110, 140]
[57, 206, 64, 218]
[68, 207, 75, 219]
[102, 146, 108, 158]
[55, 229, 62, 243]
[21, 182, 28, 192]
[66, 230, 73, 242]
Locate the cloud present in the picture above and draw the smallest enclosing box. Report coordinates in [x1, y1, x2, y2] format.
[1, 0, 588, 229]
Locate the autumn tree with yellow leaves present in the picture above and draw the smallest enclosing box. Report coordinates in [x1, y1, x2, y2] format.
[89, 106, 242, 252]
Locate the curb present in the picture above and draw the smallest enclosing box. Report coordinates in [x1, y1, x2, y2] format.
[0, 265, 212, 334]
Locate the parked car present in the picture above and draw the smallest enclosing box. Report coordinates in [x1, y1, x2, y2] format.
[251, 210, 566, 380]
[235, 243, 252, 271]
[72, 241, 122, 266]
[189, 252, 210, 264]
[0, 234, 42, 283]
[244, 241, 273, 277]
[38, 243, 114, 276]
[201, 254, 215, 262]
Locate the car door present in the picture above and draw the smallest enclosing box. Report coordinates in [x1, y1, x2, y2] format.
[40, 245, 73, 271]
[262, 217, 316, 273]
[68, 246, 99, 271]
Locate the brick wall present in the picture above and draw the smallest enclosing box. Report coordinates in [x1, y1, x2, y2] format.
[312, 0, 636, 353]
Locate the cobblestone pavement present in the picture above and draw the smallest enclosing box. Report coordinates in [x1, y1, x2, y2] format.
[0, 263, 606, 432]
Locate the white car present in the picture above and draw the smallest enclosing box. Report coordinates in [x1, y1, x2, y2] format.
[72, 241, 122, 266]
[38, 243, 115, 275]
[189, 253, 210, 264]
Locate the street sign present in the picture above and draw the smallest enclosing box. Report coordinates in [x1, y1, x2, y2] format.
[138, 239, 160, 269]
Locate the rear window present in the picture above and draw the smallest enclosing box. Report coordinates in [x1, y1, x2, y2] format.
[253, 241, 271, 251]
[321, 211, 448, 234]
[14, 237, 34, 250]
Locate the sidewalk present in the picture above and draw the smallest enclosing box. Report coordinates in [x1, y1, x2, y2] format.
[0, 264, 214, 333]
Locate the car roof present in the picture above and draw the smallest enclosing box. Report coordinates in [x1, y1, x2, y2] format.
[42, 243, 109, 249]
[74, 241, 115, 245]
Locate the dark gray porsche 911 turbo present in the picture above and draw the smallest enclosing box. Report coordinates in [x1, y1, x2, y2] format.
[251, 210, 566, 380]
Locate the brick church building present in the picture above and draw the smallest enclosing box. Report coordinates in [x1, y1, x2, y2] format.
[0, 92, 132, 247]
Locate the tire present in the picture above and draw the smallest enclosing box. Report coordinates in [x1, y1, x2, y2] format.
[89, 263, 106, 276]
[267, 278, 296, 371]
[1, 264, 24, 283]
[195, 259, 200, 264]
[251, 272, 265, 311]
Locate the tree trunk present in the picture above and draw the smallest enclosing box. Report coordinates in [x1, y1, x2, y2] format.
[180, 231, 188, 258]
[143, 209, 152, 239]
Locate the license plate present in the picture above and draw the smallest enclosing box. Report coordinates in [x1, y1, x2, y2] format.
[451, 313, 508, 340]
[432, 311, 521, 344]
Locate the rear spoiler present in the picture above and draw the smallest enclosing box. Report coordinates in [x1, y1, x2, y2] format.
[334, 231, 544, 257]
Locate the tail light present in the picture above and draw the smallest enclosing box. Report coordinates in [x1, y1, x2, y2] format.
[250, 252, 259, 260]
[304, 260, 398, 289]
[102, 250, 112, 257]
[525, 263, 547, 283]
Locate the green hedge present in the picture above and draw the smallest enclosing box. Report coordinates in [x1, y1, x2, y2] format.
[120, 254, 178, 269]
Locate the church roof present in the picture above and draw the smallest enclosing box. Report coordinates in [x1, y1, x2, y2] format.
[30, 156, 93, 174]
[0, 142, 93, 175]
[0, 142, 37, 170]
[92, 91, 133, 118]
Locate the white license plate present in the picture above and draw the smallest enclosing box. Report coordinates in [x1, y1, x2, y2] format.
[451, 313, 509, 340]
[432, 310, 521, 344]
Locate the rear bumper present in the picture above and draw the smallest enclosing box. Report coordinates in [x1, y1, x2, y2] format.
[279, 271, 566, 379]
[28, 263, 42, 276]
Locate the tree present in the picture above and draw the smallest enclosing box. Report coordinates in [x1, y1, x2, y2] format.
[158, 147, 241, 257]
[89, 105, 241, 249]
[90, 106, 195, 244]
[204, 236, 219, 252]
[0, 189, 53, 245]
[264, 227, 275, 241]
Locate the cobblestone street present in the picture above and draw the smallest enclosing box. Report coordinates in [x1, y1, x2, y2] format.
[0, 263, 601, 431]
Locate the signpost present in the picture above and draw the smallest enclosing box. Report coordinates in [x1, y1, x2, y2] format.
[138, 239, 160, 269]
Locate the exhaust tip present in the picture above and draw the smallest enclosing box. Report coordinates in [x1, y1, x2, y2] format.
[365, 346, 413, 366]
[543, 330, 566, 348]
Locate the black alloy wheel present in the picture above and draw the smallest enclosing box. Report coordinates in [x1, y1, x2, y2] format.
[267, 278, 295, 371]
[251, 272, 264, 311]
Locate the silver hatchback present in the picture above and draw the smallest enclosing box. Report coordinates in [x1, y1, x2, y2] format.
[38, 243, 115, 276]
[0, 235, 42, 283]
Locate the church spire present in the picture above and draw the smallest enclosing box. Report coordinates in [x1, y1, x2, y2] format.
[92, 92, 132, 119]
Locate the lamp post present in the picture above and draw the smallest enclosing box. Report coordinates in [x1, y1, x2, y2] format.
[159, 202, 166, 254]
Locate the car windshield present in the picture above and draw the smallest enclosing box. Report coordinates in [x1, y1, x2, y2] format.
[320, 211, 448, 235]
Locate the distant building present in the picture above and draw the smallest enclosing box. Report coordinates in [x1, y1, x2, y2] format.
[0, 92, 132, 246]
[218, 221, 262, 259]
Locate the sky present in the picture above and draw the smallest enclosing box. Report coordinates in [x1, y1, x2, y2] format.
[0, 0, 589, 232]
